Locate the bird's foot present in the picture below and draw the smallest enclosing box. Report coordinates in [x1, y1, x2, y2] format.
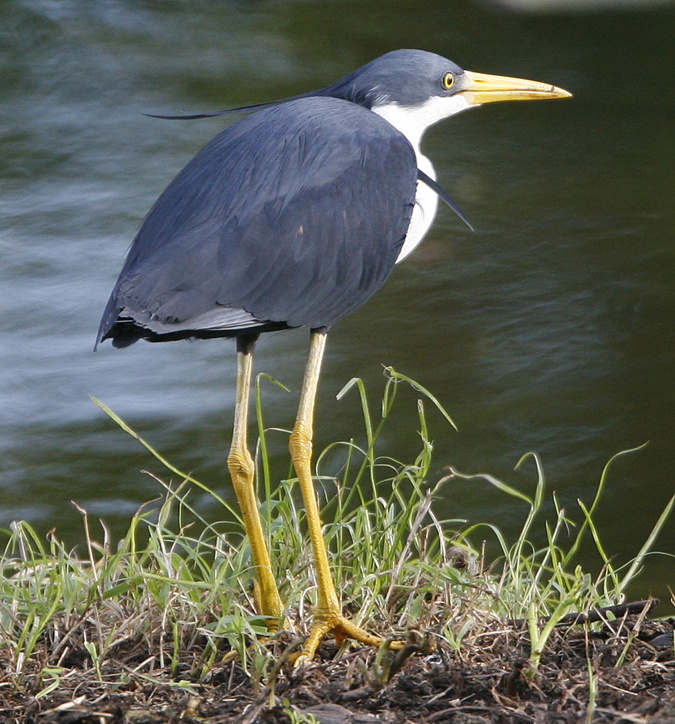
[294, 612, 403, 666]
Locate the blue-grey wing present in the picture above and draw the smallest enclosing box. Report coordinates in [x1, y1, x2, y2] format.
[98, 97, 417, 346]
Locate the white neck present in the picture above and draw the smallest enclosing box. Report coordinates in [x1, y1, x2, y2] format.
[372, 94, 471, 263]
[372, 94, 470, 156]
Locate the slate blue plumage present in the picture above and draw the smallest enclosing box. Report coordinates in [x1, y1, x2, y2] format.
[98, 96, 417, 347]
[97, 49, 568, 352]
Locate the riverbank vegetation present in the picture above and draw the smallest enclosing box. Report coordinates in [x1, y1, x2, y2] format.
[1, 371, 673, 723]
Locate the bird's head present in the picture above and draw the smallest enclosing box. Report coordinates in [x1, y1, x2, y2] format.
[317, 49, 571, 148]
[147, 49, 570, 148]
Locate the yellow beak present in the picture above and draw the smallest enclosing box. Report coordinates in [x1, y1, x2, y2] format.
[460, 70, 572, 105]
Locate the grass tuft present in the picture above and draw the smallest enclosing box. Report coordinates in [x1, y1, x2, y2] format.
[0, 369, 671, 707]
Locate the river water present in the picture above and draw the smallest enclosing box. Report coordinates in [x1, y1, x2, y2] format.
[2, 0, 674, 606]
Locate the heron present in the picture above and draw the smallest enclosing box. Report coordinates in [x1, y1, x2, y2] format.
[97, 49, 570, 662]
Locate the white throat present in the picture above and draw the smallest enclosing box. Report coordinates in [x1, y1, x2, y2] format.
[372, 94, 470, 262]
[373, 94, 470, 153]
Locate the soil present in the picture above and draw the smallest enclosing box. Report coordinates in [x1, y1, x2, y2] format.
[3, 610, 675, 724]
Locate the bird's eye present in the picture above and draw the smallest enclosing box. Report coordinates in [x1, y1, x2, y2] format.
[442, 72, 455, 90]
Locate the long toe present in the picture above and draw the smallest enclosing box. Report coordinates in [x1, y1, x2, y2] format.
[294, 613, 403, 666]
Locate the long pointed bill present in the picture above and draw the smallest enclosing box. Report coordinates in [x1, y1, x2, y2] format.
[460, 70, 572, 106]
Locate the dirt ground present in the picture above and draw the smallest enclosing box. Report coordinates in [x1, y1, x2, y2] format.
[3, 613, 675, 724]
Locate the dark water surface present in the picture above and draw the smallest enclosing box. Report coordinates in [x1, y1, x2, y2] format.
[2, 0, 674, 605]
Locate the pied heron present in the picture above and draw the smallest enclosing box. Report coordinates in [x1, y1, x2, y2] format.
[97, 49, 570, 662]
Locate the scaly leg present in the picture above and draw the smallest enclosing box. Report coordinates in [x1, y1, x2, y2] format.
[290, 329, 393, 663]
[227, 335, 283, 629]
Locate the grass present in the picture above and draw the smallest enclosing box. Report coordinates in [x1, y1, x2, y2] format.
[0, 367, 672, 716]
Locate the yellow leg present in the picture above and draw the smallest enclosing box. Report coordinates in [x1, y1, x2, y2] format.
[290, 329, 393, 663]
[227, 335, 283, 628]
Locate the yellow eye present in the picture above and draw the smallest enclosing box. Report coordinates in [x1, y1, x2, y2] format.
[442, 72, 455, 90]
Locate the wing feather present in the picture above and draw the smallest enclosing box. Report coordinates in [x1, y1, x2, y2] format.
[98, 96, 417, 346]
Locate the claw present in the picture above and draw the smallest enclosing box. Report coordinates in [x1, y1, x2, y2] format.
[294, 612, 403, 666]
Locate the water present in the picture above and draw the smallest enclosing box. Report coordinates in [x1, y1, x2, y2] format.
[2, 0, 674, 606]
